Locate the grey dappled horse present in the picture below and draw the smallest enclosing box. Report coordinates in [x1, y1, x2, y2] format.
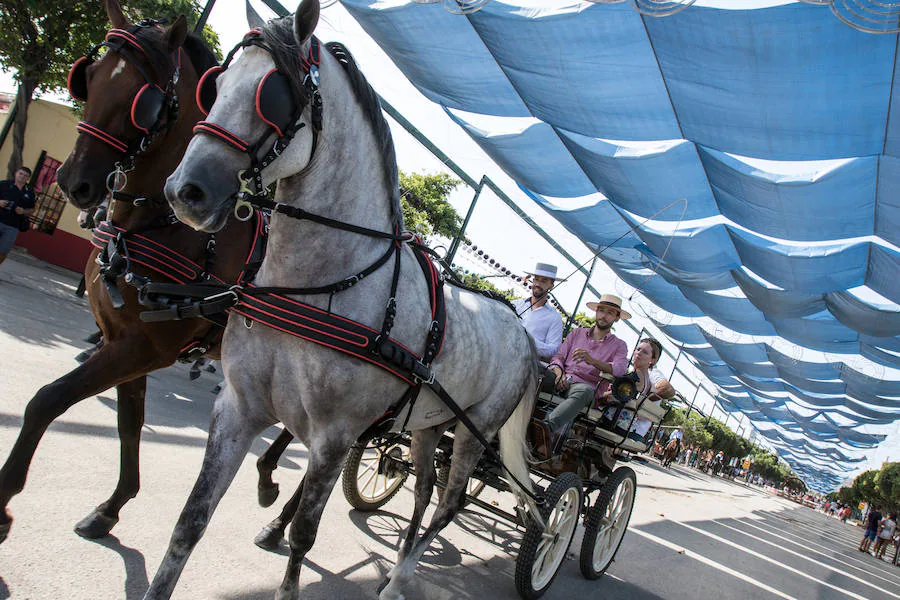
[143, 2, 540, 599]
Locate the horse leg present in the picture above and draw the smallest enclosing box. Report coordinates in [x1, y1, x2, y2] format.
[75, 376, 146, 538]
[254, 475, 304, 551]
[275, 437, 354, 600]
[256, 427, 295, 507]
[380, 428, 443, 589]
[380, 426, 482, 600]
[143, 387, 267, 600]
[0, 342, 151, 544]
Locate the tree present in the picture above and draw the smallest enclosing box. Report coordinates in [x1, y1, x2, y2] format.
[572, 312, 595, 329]
[853, 470, 883, 506]
[399, 171, 462, 240]
[838, 486, 858, 507]
[0, 0, 220, 178]
[454, 273, 516, 302]
[876, 462, 900, 513]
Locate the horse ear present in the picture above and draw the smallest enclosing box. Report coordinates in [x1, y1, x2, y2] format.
[167, 14, 188, 54]
[245, 0, 266, 31]
[104, 0, 129, 29]
[293, 0, 319, 45]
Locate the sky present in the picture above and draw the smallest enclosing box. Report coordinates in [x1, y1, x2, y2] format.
[2, 0, 898, 485]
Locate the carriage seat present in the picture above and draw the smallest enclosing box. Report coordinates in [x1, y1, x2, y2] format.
[537, 391, 665, 453]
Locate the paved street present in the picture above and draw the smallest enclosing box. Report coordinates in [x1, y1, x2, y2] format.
[1, 251, 899, 600]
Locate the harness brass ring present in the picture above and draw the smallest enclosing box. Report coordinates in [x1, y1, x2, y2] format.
[234, 198, 254, 222]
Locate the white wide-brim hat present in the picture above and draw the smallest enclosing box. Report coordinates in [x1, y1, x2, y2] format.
[586, 294, 631, 320]
[524, 262, 558, 280]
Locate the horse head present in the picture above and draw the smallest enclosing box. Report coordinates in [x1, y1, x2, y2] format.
[165, 0, 321, 232]
[57, 0, 208, 210]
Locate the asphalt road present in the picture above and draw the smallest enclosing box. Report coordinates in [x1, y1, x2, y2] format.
[1, 250, 899, 600]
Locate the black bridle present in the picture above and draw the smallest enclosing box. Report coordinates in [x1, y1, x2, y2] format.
[68, 20, 182, 200]
[192, 30, 323, 221]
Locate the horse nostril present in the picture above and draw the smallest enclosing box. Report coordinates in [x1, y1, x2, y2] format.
[178, 183, 206, 206]
[70, 181, 94, 205]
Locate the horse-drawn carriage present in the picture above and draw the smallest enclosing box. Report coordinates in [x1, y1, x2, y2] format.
[340, 373, 673, 599]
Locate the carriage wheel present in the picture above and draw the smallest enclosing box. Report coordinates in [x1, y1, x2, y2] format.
[579, 466, 636, 580]
[341, 437, 409, 511]
[436, 464, 486, 506]
[515, 472, 582, 600]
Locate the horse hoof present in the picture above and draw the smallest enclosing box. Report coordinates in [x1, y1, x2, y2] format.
[253, 525, 284, 552]
[0, 521, 10, 544]
[74, 509, 118, 539]
[258, 482, 280, 508]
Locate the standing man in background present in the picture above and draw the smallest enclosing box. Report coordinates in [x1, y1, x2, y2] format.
[514, 262, 563, 361]
[0, 166, 35, 267]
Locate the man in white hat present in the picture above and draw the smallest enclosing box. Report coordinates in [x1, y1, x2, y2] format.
[514, 262, 563, 361]
[536, 294, 630, 455]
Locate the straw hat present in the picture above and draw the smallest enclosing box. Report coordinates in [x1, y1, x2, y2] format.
[524, 262, 558, 280]
[586, 294, 631, 320]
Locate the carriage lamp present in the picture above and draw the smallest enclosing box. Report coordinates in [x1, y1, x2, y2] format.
[610, 376, 638, 404]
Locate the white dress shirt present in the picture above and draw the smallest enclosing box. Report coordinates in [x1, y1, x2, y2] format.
[514, 297, 563, 361]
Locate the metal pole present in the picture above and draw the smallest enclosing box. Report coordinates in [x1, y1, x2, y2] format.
[259, 0, 290, 17]
[446, 177, 485, 265]
[685, 386, 699, 419]
[564, 256, 597, 336]
[194, 0, 218, 32]
[669, 344, 683, 379]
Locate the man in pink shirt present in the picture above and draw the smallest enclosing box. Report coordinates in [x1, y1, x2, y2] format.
[538, 294, 629, 455]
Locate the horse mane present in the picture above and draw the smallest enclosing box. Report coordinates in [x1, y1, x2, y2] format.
[258, 16, 402, 229]
[181, 31, 218, 76]
[325, 41, 403, 230]
[128, 22, 217, 83]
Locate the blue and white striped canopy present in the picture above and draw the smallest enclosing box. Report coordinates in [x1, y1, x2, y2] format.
[341, 0, 900, 492]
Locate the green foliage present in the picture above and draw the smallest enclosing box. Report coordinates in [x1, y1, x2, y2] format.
[0, 0, 220, 94]
[399, 171, 462, 240]
[876, 462, 900, 513]
[838, 486, 858, 506]
[454, 272, 517, 302]
[572, 312, 595, 329]
[783, 475, 807, 493]
[662, 407, 711, 448]
[853, 470, 882, 506]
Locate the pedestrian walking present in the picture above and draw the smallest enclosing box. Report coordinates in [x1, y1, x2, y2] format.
[860, 505, 883, 554]
[876, 513, 897, 559]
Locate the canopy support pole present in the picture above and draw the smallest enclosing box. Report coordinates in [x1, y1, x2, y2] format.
[564, 256, 597, 337]
[446, 176, 485, 266]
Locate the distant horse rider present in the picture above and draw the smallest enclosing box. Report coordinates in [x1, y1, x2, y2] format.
[514, 262, 563, 361]
[535, 294, 629, 454]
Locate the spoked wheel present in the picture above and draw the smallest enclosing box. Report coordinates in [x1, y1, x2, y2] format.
[341, 437, 410, 511]
[580, 466, 636, 580]
[515, 472, 582, 600]
[436, 464, 486, 506]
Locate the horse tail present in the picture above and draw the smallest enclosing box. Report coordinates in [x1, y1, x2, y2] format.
[498, 371, 544, 529]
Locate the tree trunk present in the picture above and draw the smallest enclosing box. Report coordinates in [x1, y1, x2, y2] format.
[5, 78, 37, 180]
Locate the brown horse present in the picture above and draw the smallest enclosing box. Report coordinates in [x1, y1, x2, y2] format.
[0, 0, 258, 544]
[662, 437, 680, 468]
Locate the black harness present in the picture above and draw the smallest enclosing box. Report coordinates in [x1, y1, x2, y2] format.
[132, 35, 541, 507]
[69, 23, 268, 363]
[193, 29, 323, 221]
[68, 20, 182, 192]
